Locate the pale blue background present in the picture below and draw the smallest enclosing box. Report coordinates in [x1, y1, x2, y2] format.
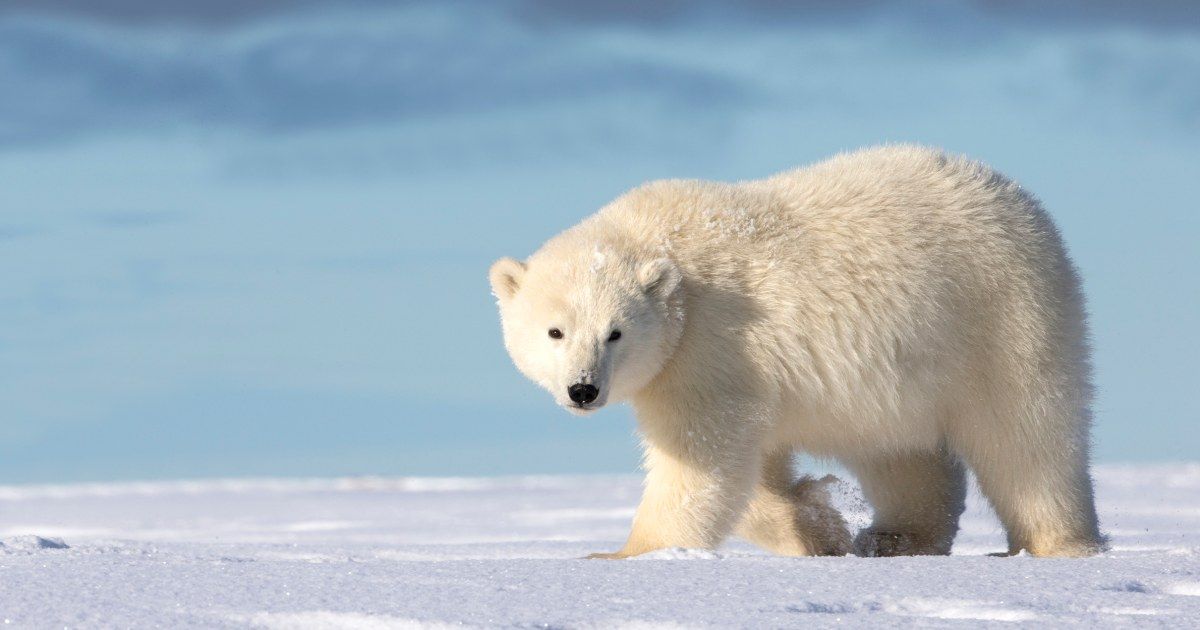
[1, 1, 1197, 483]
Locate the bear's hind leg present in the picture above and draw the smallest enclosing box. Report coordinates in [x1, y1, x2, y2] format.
[847, 448, 967, 557]
[953, 405, 1105, 557]
[735, 449, 851, 556]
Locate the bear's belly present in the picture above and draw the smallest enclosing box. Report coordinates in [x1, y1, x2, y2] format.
[775, 390, 947, 458]
[767, 325, 965, 459]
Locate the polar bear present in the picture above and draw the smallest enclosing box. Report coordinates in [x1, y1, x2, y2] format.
[489, 145, 1105, 558]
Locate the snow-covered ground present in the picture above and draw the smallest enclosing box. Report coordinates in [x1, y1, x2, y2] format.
[2, 464, 1198, 628]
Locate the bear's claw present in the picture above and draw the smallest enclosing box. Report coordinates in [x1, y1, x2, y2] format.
[583, 551, 628, 560]
[854, 530, 948, 557]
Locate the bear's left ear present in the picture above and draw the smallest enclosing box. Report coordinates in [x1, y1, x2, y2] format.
[489, 257, 526, 303]
[638, 258, 681, 299]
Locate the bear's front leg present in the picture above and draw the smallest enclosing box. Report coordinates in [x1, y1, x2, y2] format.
[588, 408, 765, 559]
[734, 449, 852, 556]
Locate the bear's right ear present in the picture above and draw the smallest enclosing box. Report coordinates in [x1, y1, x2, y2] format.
[489, 257, 526, 302]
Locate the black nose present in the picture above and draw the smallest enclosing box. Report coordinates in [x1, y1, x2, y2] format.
[568, 383, 600, 405]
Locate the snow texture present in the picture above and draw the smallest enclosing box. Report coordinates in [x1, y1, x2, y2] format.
[1, 464, 1199, 628]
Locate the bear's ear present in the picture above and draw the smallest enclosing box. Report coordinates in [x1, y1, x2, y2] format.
[638, 258, 681, 299]
[489, 257, 526, 302]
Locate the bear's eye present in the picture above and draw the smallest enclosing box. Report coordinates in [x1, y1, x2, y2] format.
[608, 330, 622, 342]
[548, 328, 563, 339]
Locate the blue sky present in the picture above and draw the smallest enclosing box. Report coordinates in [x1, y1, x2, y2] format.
[1, 1, 1197, 483]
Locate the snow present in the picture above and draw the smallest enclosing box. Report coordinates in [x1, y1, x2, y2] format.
[592, 247, 610, 273]
[1, 464, 1199, 628]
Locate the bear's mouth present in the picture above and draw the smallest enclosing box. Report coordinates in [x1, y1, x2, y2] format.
[566, 401, 603, 415]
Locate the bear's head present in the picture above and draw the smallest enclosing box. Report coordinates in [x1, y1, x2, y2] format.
[489, 246, 684, 415]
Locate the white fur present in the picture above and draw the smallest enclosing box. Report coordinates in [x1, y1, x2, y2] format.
[490, 145, 1105, 558]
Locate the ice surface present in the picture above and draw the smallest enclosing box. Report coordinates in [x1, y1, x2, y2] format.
[1, 464, 1198, 627]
